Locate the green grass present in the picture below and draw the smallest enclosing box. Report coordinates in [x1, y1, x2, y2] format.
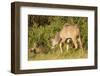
[28, 48, 88, 61]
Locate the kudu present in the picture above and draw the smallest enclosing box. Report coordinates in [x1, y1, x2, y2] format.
[51, 23, 83, 53]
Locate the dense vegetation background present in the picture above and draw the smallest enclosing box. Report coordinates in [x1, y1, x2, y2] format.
[28, 15, 88, 60]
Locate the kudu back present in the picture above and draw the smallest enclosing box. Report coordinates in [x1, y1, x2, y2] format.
[51, 23, 83, 53]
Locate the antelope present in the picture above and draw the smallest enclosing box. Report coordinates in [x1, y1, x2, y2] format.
[51, 23, 83, 53]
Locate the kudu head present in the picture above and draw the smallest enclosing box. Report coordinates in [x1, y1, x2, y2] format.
[51, 39, 58, 49]
[51, 32, 61, 49]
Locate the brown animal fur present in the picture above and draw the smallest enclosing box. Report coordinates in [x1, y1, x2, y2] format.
[51, 23, 83, 53]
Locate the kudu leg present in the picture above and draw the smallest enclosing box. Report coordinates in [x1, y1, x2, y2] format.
[66, 39, 70, 52]
[59, 43, 63, 53]
[59, 39, 66, 53]
[66, 44, 69, 52]
[72, 38, 78, 49]
[77, 36, 84, 56]
[77, 37, 83, 49]
[77, 37, 84, 55]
